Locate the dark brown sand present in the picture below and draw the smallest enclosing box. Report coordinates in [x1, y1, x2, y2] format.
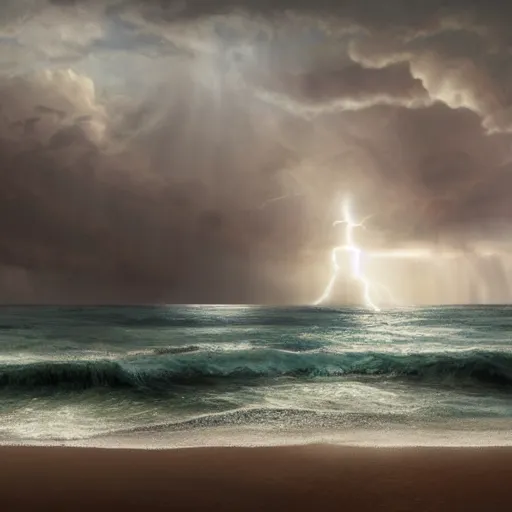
[1, 445, 512, 511]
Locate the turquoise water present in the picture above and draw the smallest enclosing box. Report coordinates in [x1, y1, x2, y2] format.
[0, 305, 511, 444]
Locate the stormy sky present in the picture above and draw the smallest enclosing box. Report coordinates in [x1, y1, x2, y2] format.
[1, 0, 512, 305]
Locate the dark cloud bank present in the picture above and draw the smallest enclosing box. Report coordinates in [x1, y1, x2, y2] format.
[1, 0, 512, 304]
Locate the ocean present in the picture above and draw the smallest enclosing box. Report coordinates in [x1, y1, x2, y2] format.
[1, 305, 512, 447]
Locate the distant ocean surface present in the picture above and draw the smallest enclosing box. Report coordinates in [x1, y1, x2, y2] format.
[1, 305, 512, 447]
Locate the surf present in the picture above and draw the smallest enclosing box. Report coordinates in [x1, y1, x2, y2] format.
[1, 348, 512, 391]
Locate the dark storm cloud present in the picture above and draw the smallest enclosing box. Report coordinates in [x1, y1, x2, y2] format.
[125, 0, 511, 24]
[258, 62, 431, 114]
[1, 0, 512, 304]
[117, 0, 512, 128]
[0, 61, 306, 303]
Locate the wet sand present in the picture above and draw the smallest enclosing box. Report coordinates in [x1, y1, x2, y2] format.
[1, 444, 512, 511]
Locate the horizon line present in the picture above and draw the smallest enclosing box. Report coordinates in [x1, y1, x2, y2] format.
[0, 303, 511, 308]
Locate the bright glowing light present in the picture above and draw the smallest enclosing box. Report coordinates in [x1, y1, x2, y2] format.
[314, 199, 512, 308]
[315, 198, 381, 311]
[369, 249, 434, 259]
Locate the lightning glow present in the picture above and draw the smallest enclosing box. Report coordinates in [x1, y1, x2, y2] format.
[314, 198, 511, 309]
[314, 198, 381, 311]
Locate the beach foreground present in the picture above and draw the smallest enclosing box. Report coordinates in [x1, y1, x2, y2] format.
[1, 445, 512, 511]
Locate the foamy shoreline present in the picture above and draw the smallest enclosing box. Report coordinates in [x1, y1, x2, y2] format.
[3, 424, 512, 449]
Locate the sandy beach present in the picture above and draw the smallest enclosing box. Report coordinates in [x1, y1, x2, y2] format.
[1, 444, 511, 511]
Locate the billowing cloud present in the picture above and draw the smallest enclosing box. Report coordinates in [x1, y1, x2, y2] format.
[1, 0, 512, 304]
[254, 62, 431, 117]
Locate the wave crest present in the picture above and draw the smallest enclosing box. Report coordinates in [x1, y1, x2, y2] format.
[1, 349, 511, 390]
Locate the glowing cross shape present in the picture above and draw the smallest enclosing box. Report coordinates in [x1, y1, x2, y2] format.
[314, 198, 380, 311]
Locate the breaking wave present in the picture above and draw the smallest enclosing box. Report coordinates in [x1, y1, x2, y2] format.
[1, 348, 512, 390]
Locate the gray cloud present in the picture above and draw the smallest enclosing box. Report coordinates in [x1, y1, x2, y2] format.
[255, 62, 431, 116]
[1, 0, 512, 304]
